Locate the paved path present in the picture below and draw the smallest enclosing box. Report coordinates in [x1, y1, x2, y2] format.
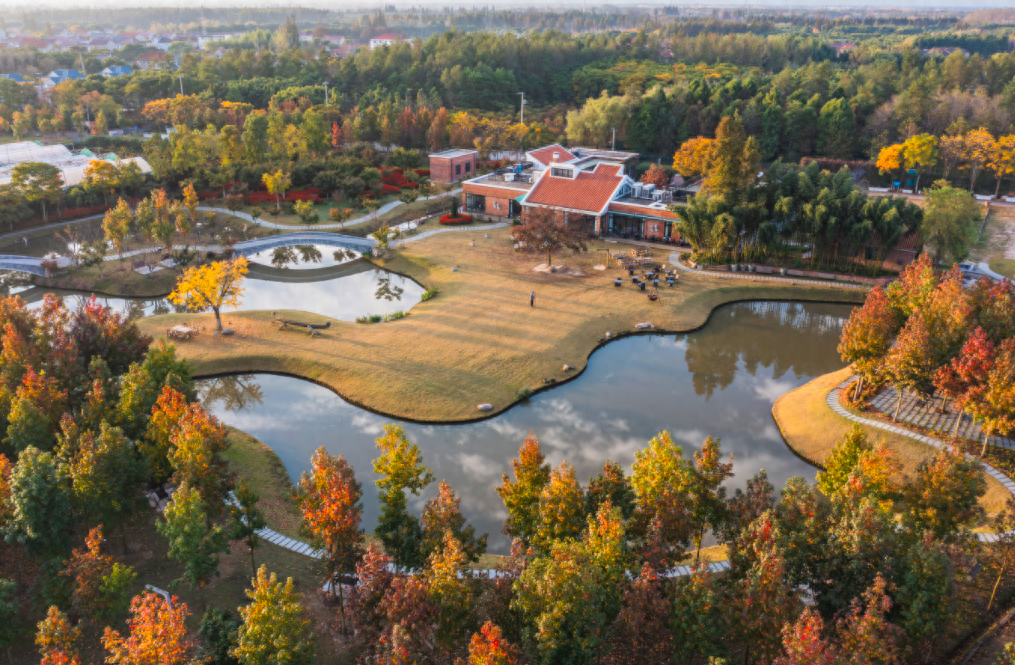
[247, 376, 1015, 575]
[669, 251, 872, 290]
[869, 386, 1015, 450]
[196, 188, 460, 232]
[391, 222, 509, 247]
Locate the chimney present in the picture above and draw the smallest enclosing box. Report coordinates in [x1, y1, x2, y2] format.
[552, 151, 559, 162]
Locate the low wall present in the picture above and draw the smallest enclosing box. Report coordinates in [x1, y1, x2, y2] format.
[687, 260, 895, 286]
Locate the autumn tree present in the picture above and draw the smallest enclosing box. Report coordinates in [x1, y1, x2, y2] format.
[102, 591, 192, 665]
[988, 135, 1015, 198]
[961, 128, 996, 192]
[467, 622, 519, 665]
[156, 483, 229, 591]
[167, 400, 231, 516]
[142, 387, 188, 487]
[229, 478, 267, 579]
[816, 425, 872, 497]
[510, 206, 589, 268]
[838, 287, 899, 398]
[168, 257, 249, 332]
[295, 447, 363, 629]
[897, 536, 954, 656]
[689, 436, 733, 560]
[603, 563, 674, 665]
[921, 184, 981, 264]
[116, 341, 194, 442]
[63, 526, 137, 626]
[233, 566, 315, 665]
[884, 311, 935, 420]
[639, 164, 670, 189]
[84, 160, 119, 205]
[670, 564, 729, 663]
[68, 423, 146, 551]
[513, 503, 626, 665]
[832, 575, 906, 665]
[585, 459, 635, 521]
[37, 606, 80, 665]
[630, 431, 693, 563]
[966, 338, 1015, 456]
[901, 448, 985, 539]
[671, 137, 714, 176]
[531, 460, 586, 554]
[420, 479, 487, 563]
[426, 533, 474, 659]
[372, 424, 434, 569]
[103, 198, 132, 266]
[496, 431, 551, 547]
[262, 170, 291, 210]
[348, 544, 395, 644]
[983, 499, 1015, 613]
[772, 608, 835, 665]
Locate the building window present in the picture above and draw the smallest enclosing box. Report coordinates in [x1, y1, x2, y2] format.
[465, 162, 471, 173]
[466, 193, 486, 212]
[455, 164, 461, 176]
[551, 168, 573, 178]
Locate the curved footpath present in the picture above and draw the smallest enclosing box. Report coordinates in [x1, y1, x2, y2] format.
[669, 251, 872, 291]
[246, 377, 1015, 577]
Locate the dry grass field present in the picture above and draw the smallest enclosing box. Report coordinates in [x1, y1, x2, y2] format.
[138, 226, 865, 422]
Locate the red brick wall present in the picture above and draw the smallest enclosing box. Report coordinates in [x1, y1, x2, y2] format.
[484, 195, 512, 217]
[429, 154, 477, 183]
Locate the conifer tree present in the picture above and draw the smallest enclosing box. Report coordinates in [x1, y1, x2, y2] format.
[233, 566, 315, 665]
[372, 424, 433, 569]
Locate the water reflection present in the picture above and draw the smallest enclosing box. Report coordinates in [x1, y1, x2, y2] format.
[15, 259, 423, 323]
[200, 375, 265, 412]
[248, 244, 359, 271]
[198, 301, 854, 554]
[0, 271, 34, 297]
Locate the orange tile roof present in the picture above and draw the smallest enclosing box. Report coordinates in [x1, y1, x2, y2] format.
[529, 144, 576, 166]
[525, 164, 624, 214]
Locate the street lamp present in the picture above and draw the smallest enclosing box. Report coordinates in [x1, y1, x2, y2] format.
[323, 81, 329, 106]
[178, 75, 184, 96]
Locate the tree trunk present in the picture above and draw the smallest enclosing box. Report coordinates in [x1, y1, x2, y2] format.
[249, 538, 257, 578]
[915, 173, 922, 194]
[987, 563, 1005, 613]
[42, 200, 48, 222]
[338, 573, 346, 635]
[546, 249, 552, 269]
[213, 307, 223, 331]
[954, 409, 963, 436]
[275, 193, 280, 210]
[981, 431, 989, 457]
[894, 387, 904, 421]
[997, 178, 1003, 199]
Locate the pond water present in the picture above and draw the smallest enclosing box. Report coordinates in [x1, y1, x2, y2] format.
[244, 244, 364, 271]
[8, 258, 423, 323]
[196, 300, 854, 554]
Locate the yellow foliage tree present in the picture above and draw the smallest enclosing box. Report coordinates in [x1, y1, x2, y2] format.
[672, 137, 715, 177]
[987, 135, 1015, 199]
[84, 160, 119, 205]
[962, 128, 996, 192]
[168, 257, 249, 332]
[262, 170, 291, 210]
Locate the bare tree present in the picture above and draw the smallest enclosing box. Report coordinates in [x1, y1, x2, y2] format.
[511, 206, 589, 268]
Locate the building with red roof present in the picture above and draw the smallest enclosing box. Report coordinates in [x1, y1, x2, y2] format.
[462, 144, 679, 239]
[369, 33, 406, 50]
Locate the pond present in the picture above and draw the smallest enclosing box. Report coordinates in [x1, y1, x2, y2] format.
[196, 300, 854, 554]
[8, 256, 423, 323]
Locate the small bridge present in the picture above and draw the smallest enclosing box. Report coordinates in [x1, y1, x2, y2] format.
[231, 232, 375, 258]
[0, 255, 72, 276]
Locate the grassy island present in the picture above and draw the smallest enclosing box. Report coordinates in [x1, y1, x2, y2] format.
[136, 226, 866, 422]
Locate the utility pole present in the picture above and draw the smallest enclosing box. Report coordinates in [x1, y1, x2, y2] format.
[323, 81, 329, 105]
[178, 75, 184, 96]
[611, 127, 616, 151]
[517, 92, 525, 125]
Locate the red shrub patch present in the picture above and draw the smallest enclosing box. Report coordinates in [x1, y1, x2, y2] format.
[439, 214, 473, 225]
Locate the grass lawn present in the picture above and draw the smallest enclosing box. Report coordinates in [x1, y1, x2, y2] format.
[136, 226, 866, 423]
[773, 366, 1011, 515]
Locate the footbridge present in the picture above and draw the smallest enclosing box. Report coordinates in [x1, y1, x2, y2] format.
[231, 232, 375, 257]
[0, 255, 72, 276]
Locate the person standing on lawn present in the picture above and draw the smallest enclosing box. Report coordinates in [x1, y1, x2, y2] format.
[530, 291, 535, 307]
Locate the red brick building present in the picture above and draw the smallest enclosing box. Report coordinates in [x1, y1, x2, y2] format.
[460, 145, 680, 240]
[429, 149, 478, 184]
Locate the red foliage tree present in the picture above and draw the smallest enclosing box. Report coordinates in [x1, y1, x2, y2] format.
[832, 575, 907, 665]
[603, 563, 675, 665]
[934, 327, 995, 436]
[102, 592, 192, 665]
[467, 622, 519, 665]
[349, 544, 395, 644]
[296, 447, 363, 631]
[331, 122, 343, 150]
[772, 608, 835, 665]
[510, 206, 589, 268]
[884, 311, 935, 420]
[839, 286, 899, 399]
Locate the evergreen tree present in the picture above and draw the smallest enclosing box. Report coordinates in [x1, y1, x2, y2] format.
[2, 447, 73, 554]
[817, 98, 856, 159]
[157, 483, 229, 590]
